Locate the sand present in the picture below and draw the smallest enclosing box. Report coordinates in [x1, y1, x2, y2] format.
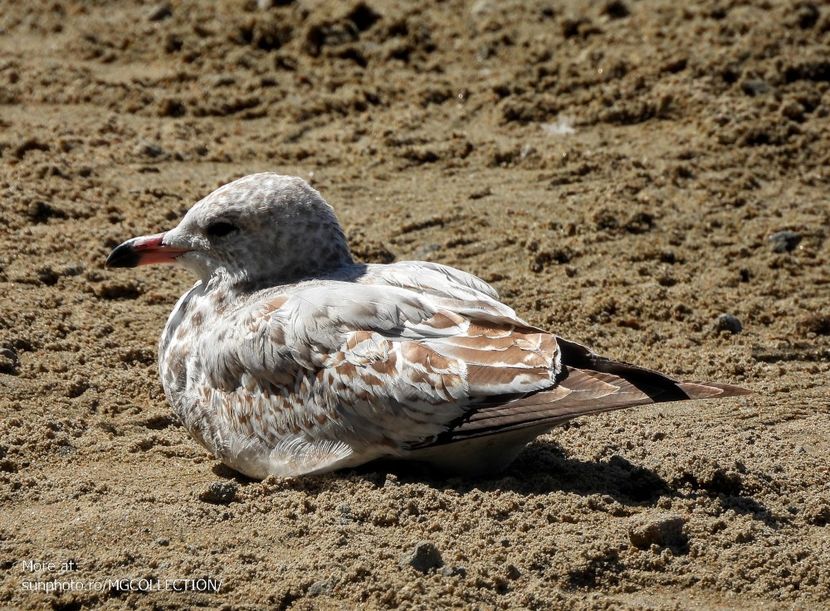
[1, 0, 829, 608]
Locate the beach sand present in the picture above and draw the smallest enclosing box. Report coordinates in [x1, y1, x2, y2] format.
[1, 0, 828, 607]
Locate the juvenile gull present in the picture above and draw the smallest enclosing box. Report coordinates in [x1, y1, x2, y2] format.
[106, 173, 749, 479]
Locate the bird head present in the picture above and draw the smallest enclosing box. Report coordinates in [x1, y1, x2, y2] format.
[106, 173, 353, 286]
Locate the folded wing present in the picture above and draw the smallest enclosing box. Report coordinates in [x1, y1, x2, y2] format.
[221, 262, 747, 475]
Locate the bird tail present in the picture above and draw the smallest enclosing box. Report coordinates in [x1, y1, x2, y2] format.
[676, 380, 752, 400]
[553, 336, 751, 402]
[424, 336, 751, 445]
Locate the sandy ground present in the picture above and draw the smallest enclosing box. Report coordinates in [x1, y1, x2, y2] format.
[1, 0, 829, 608]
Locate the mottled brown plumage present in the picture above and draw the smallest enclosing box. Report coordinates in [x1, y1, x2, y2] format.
[106, 173, 750, 479]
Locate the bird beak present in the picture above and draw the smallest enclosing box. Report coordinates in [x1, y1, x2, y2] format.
[106, 232, 189, 268]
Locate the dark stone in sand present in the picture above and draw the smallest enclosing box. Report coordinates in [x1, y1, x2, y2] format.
[400, 541, 443, 573]
[716, 314, 742, 334]
[199, 481, 238, 505]
[768, 230, 802, 253]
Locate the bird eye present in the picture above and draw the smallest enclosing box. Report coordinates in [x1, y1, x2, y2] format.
[205, 221, 238, 238]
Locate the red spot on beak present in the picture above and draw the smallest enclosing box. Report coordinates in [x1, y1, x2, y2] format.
[106, 232, 190, 268]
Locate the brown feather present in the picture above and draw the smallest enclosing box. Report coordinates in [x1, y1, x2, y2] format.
[416, 354, 751, 447]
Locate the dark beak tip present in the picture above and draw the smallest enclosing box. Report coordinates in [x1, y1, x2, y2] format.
[106, 243, 139, 268]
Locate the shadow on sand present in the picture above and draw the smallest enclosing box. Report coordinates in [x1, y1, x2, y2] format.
[211, 440, 783, 526]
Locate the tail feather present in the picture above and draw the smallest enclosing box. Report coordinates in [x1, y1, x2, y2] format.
[417, 337, 751, 447]
[677, 381, 752, 400]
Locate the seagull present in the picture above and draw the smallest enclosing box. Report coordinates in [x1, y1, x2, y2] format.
[106, 173, 749, 480]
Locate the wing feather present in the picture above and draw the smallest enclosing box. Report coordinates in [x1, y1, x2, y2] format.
[216, 265, 555, 463]
[204, 262, 747, 477]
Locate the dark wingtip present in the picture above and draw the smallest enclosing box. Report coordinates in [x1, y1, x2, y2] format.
[556, 336, 750, 403]
[106, 242, 139, 268]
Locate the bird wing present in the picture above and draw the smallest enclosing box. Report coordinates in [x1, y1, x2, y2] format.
[229, 264, 560, 452]
[415, 336, 751, 448]
[207, 263, 747, 476]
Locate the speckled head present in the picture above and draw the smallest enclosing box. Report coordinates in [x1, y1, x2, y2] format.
[107, 173, 354, 286]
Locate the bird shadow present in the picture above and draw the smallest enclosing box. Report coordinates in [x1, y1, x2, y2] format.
[211, 442, 667, 505]
[210, 441, 783, 526]
[363, 442, 672, 506]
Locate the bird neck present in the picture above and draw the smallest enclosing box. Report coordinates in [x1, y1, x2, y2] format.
[208, 242, 355, 292]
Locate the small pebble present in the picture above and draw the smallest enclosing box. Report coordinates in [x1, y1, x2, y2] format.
[400, 541, 443, 573]
[629, 515, 687, 549]
[716, 313, 742, 334]
[768, 230, 802, 253]
[307, 579, 331, 596]
[135, 141, 164, 158]
[439, 565, 466, 578]
[0, 348, 18, 374]
[198, 481, 237, 505]
[804, 495, 830, 526]
[37, 266, 59, 286]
